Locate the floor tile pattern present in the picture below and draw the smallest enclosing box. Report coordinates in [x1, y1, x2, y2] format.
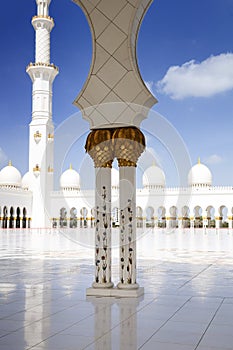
[0, 229, 233, 349]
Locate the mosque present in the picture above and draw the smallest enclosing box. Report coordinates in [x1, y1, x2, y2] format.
[0, 0, 233, 231]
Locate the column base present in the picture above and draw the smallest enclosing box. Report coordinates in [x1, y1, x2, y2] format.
[117, 282, 139, 290]
[92, 282, 114, 289]
[86, 287, 144, 298]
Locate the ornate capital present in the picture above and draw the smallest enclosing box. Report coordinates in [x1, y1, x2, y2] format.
[113, 127, 145, 167]
[85, 129, 114, 168]
[85, 127, 145, 167]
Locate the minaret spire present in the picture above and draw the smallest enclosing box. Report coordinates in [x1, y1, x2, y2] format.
[26, 0, 58, 228]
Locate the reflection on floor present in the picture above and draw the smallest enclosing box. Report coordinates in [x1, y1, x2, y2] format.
[0, 229, 233, 350]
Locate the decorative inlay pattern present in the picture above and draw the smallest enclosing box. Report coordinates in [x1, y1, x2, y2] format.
[94, 185, 112, 285]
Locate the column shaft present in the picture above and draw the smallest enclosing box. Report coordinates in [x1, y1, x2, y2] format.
[118, 166, 138, 289]
[93, 167, 113, 288]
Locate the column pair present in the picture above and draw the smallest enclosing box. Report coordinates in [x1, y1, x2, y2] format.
[85, 127, 145, 297]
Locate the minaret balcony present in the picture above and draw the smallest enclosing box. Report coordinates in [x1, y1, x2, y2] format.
[27, 62, 58, 71]
[32, 15, 54, 31]
[26, 63, 59, 83]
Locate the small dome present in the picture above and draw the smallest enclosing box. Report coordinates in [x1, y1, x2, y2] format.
[0, 162, 22, 188]
[143, 165, 165, 189]
[111, 168, 119, 188]
[60, 166, 80, 190]
[22, 172, 34, 190]
[188, 160, 212, 187]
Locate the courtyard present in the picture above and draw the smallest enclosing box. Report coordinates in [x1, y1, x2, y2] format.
[0, 229, 233, 350]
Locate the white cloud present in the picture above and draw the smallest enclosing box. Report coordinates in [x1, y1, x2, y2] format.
[157, 53, 233, 99]
[205, 154, 224, 165]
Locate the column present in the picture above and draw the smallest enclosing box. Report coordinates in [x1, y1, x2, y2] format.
[93, 167, 113, 288]
[118, 164, 138, 289]
[85, 129, 114, 294]
[178, 217, 183, 229]
[215, 217, 220, 229]
[113, 127, 145, 296]
[228, 216, 233, 229]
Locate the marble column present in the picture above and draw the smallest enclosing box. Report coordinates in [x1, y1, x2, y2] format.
[113, 127, 145, 296]
[118, 164, 138, 289]
[228, 216, 233, 229]
[85, 129, 114, 292]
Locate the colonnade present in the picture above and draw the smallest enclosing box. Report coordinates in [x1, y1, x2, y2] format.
[0, 206, 30, 229]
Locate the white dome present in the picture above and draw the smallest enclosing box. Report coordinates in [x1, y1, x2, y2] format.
[188, 161, 212, 187]
[0, 162, 22, 188]
[60, 167, 80, 190]
[111, 168, 119, 188]
[143, 165, 165, 189]
[22, 172, 34, 190]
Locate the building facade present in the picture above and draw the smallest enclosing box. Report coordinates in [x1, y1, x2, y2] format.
[0, 1, 232, 231]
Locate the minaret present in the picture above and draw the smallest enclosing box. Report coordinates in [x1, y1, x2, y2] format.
[26, 0, 58, 228]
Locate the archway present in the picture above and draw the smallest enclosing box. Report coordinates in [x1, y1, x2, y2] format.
[2, 206, 7, 229]
[158, 206, 166, 228]
[70, 207, 77, 228]
[80, 207, 88, 228]
[91, 208, 95, 228]
[219, 205, 228, 228]
[136, 206, 143, 228]
[22, 208, 27, 228]
[146, 206, 154, 228]
[194, 206, 203, 228]
[206, 206, 215, 228]
[60, 207, 67, 228]
[9, 207, 14, 229]
[169, 206, 178, 228]
[182, 206, 190, 228]
[16, 207, 21, 228]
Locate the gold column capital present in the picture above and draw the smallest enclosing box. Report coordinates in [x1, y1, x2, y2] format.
[113, 127, 145, 167]
[85, 129, 114, 168]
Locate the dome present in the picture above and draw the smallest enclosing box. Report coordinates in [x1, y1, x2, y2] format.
[22, 172, 34, 190]
[143, 165, 165, 189]
[188, 160, 212, 187]
[111, 168, 119, 189]
[0, 162, 22, 188]
[60, 166, 80, 190]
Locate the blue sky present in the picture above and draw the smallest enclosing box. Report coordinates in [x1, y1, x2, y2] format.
[0, 0, 233, 187]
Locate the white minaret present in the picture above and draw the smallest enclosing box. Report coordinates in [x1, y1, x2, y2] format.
[26, 0, 58, 228]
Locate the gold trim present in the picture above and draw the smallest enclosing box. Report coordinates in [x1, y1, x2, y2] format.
[48, 133, 54, 140]
[33, 164, 40, 172]
[85, 129, 113, 168]
[48, 166, 53, 173]
[32, 15, 54, 21]
[26, 62, 59, 71]
[113, 127, 145, 167]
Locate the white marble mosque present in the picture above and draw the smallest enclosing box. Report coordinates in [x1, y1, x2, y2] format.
[0, 0, 232, 232]
[0, 0, 233, 298]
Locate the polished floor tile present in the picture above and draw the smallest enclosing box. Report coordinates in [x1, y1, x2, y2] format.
[0, 229, 233, 349]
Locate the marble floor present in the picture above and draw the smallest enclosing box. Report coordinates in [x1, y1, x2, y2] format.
[0, 229, 233, 350]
